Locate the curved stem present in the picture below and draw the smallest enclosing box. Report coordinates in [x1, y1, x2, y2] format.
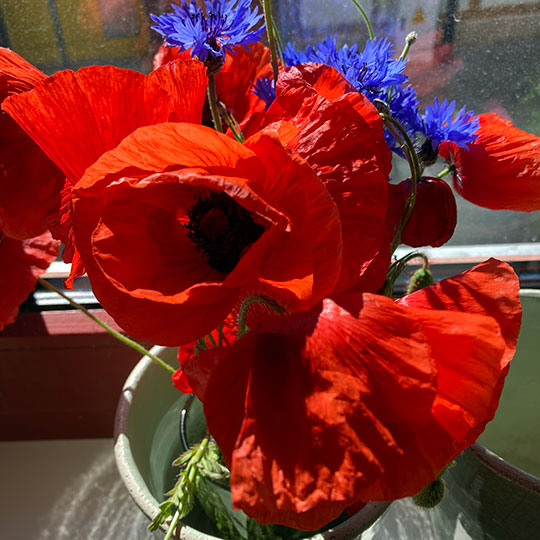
[350, 0, 374, 40]
[217, 101, 244, 142]
[237, 295, 287, 338]
[207, 75, 223, 133]
[380, 114, 422, 253]
[383, 251, 429, 297]
[37, 278, 175, 375]
[263, 0, 280, 84]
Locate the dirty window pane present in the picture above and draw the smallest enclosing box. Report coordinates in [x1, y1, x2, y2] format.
[1, 0, 539, 245]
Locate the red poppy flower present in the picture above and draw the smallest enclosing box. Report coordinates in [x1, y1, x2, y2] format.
[183, 259, 520, 530]
[387, 177, 457, 248]
[439, 113, 540, 211]
[0, 207, 60, 330]
[244, 64, 393, 294]
[3, 58, 207, 285]
[0, 48, 64, 240]
[71, 123, 341, 345]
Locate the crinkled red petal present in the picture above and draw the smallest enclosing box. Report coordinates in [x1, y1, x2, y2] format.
[0, 47, 45, 99]
[246, 64, 392, 293]
[0, 131, 64, 239]
[195, 295, 438, 529]
[215, 43, 273, 128]
[0, 48, 64, 239]
[397, 258, 521, 365]
[148, 58, 206, 124]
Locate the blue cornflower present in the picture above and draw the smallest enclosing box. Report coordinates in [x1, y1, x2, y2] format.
[151, 0, 265, 67]
[421, 98, 480, 150]
[284, 35, 407, 96]
[388, 85, 423, 135]
[252, 76, 275, 110]
[384, 85, 423, 153]
[351, 38, 407, 94]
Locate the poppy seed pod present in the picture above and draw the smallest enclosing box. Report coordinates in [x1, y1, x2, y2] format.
[399, 176, 457, 248]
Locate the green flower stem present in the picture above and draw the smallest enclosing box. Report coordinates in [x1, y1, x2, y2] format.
[237, 295, 288, 338]
[263, 0, 280, 84]
[380, 113, 422, 254]
[37, 277, 175, 375]
[437, 165, 455, 178]
[399, 31, 417, 61]
[217, 101, 244, 142]
[270, 13, 285, 62]
[350, 0, 374, 40]
[163, 508, 181, 540]
[207, 75, 223, 133]
[383, 251, 429, 297]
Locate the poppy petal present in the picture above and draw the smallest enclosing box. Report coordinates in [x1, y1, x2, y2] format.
[193, 295, 437, 529]
[3, 65, 176, 279]
[0, 48, 64, 239]
[0, 223, 59, 331]
[0, 133, 64, 239]
[247, 64, 392, 292]
[439, 113, 540, 211]
[215, 42, 273, 128]
[0, 47, 45, 98]
[148, 58, 207, 124]
[3, 66, 174, 185]
[397, 258, 521, 365]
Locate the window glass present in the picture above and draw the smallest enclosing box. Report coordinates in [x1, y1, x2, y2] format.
[1, 0, 539, 246]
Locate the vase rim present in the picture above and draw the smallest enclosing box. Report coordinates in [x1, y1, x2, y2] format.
[470, 442, 540, 495]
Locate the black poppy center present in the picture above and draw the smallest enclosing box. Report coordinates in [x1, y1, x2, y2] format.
[184, 190, 266, 273]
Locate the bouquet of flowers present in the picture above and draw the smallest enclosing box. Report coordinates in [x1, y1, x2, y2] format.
[1, 0, 538, 538]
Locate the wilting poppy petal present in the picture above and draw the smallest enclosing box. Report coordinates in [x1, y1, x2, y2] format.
[439, 113, 540, 211]
[0, 48, 64, 239]
[188, 295, 438, 529]
[186, 259, 519, 529]
[246, 64, 392, 293]
[72, 123, 341, 345]
[0, 210, 60, 330]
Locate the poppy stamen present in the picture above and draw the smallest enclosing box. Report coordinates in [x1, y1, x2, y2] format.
[184, 190, 265, 273]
